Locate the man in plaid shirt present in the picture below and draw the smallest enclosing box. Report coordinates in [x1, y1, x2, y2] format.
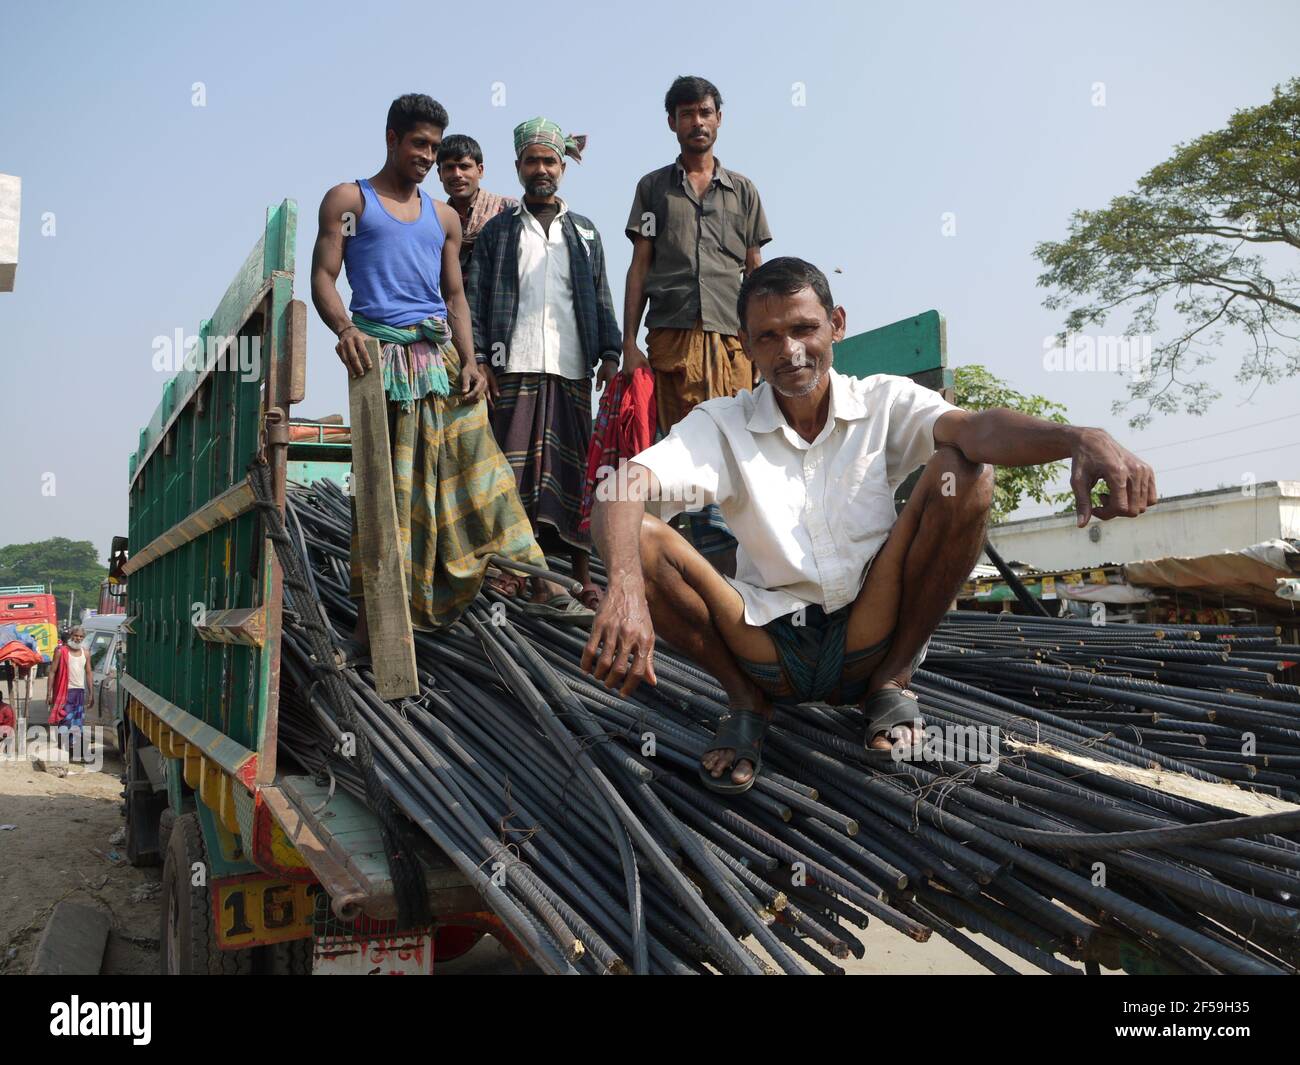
[466, 117, 621, 614]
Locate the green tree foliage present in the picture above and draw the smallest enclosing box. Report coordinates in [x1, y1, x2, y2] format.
[1035, 78, 1300, 428]
[954, 365, 1074, 523]
[0, 538, 106, 625]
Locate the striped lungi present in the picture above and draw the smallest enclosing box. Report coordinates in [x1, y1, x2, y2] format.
[490, 372, 592, 551]
[349, 344, 544, 630]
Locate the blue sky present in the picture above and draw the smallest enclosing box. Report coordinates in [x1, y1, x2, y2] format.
[2, 0, 1298, 562]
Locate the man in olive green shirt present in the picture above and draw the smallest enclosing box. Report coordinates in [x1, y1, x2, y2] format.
[622, 75, 772, 574]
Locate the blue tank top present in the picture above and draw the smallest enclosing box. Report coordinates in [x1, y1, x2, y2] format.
[343, 179, 447, 327]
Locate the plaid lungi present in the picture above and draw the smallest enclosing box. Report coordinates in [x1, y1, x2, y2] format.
[490, 372, 592, 551]
[349, 344, 544, 630]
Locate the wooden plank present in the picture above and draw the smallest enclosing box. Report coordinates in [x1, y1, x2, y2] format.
[286, 298, 307, 404]
[1005, 739, 1300, 815]
[347, 338, 419, 700]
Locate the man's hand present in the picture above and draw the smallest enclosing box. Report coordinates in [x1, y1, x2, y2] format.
[581, 576, 658, 696]
[479, 363, 500, 404]
[460, 359, 489, 402]
[621, 342, 649, 380]
[336, 327, 372, 377]
[1070, 428, 1157, 526]
[596, 358, 619, 394]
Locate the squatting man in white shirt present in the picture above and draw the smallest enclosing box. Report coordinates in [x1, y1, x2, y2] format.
[581, 257, 1157, 794]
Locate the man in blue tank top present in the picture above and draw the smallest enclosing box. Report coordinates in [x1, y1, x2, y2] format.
[310, 93, 548, 644]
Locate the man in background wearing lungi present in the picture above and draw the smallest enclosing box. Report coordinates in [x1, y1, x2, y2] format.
[468, 117, 622, 616]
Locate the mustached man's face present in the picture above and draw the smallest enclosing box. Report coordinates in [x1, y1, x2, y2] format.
[386, 122, 443, 184]
[739, 287, 845, 399]
[668, 97, 721, 153]
[438, 155, 484, 201]
[516, 146, 564, 198]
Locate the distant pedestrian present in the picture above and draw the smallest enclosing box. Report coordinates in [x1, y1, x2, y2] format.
[49, 626, 93, 759]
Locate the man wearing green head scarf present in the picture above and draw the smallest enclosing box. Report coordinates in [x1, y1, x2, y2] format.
[466, 117, 621, 617]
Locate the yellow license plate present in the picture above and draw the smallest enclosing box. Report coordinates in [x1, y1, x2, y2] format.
[212, 875, 317, 949]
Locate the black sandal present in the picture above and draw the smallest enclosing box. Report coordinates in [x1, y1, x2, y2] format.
[862, 687, 925, 750]
[698, 707, 770, 795]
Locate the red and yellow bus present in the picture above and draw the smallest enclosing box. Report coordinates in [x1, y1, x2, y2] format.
[0, 585, 59, 663]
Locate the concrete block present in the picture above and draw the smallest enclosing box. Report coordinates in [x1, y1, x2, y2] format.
[29, 901, 110, 975]
[0, 173, 19, 292]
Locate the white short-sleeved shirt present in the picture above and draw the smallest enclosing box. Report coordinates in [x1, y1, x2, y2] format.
[633, 369, 959, 626]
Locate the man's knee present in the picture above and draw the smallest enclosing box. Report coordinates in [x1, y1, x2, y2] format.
[928, 446, 994, 517]
[638, 512, 685, 584]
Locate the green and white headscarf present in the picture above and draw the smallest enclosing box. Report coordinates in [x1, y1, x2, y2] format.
[513, 117, 586, 163]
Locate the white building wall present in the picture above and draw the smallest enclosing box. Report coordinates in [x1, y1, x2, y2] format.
[0, 174, 19, 292]
[988, 482, 1299, 571]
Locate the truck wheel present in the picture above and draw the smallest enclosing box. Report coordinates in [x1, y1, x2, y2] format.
[158, 812, 253, 975]
[258, 937, 313, 975]
[125, 724, 166, 867]
[158, 807, 175, 857]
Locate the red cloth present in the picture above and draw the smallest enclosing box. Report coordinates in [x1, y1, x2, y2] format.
[0, 702, 14, 731]
[0, 642, 41, 670]
[46, 644, 69, 726]
[579, 368, 657, 532]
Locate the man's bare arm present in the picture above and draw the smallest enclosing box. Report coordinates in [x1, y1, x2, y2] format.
[621, 235, 653, 377]
[311, 183, 371, 376]
[744, 244, 762, 276]
[582, 461, 659, 694]
[934, 408, 1157, 526]
[435, 204, 486, 402]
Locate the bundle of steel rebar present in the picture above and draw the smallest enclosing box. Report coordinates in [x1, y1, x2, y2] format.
[270, 476, 1300, 975]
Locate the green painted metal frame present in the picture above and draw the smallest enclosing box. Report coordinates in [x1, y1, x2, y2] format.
[832, 309, 953, 394]
[125, 200, 298, 789]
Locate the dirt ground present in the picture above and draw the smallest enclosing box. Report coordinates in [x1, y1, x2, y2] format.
[0, 676, 160, 976]
[0, 676, 1045, 976]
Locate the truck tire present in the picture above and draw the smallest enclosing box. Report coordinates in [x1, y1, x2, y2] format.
[159, 812, 253, 975]
[258, 937, 313, 975]
[125, 723, 166, 867]
[158, 807, 175, 857]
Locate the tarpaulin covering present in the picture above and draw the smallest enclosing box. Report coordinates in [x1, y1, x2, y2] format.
[1123, 539, 1300, 611]
[0, 624, 41, 667]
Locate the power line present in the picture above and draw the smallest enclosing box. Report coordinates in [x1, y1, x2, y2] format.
[1133, 412, 1298, 454]
[1154, 440, 1300, 475]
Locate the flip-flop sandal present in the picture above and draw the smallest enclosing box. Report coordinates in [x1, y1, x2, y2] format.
[577, 582, 602, 610]
[487, 571, 527, 598]
[698, 707, 770, 795]
[520, 593, 595, 624]
[862, 687, 925, 751]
